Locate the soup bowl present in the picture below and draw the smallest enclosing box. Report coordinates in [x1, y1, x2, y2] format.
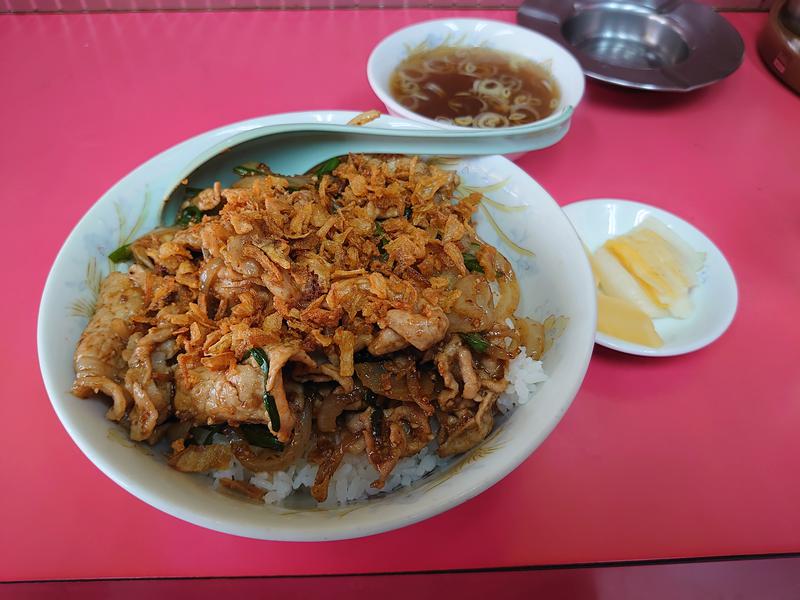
[367, 18, 585, 156]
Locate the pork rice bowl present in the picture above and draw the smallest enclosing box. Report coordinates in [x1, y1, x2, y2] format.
[71, 153, 549, 506]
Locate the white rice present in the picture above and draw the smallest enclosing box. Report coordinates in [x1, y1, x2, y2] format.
[497, 347, 548, 414]
[212, 351, 547, 506]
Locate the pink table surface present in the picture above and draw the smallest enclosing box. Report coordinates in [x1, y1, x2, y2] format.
[7, 557, 800, 599]
[1, 8, 798, 583]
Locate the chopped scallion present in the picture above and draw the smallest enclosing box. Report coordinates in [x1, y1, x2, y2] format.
[243, 347, 280, 432]
[189, 423, 226, 446]
[460, 332, 490, 353]
[375, 221, 389, 261]
[314, 156, 340, 176]
[108, 244, 132, 263]
[462, 252, 484, 273]
[233, 164, 269, 177]
[238, 424, 284, 451]
[176, 205, 203, 226]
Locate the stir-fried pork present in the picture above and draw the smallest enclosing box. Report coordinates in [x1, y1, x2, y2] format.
[72, 154, 531, 503]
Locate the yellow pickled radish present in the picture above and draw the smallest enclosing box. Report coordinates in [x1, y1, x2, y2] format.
[597, 291, 663, 348]
[641, 217, 705, 275]
[585, 217, 704, 347]
[599, 218, 704, 319]
[592, 246, 669, 318]
[605, 230, 690, 316]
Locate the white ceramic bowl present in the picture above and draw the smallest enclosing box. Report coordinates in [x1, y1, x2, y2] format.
[367, 18, 586, 155]
[37, 110, 596, 541]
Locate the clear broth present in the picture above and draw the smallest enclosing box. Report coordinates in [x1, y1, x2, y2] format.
[389, 46, 560, 128]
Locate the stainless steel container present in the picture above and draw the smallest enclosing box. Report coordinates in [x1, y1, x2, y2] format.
[783, 0, 800, 34]
[517, 0, 745, 91]
[759, 0, 800, 93]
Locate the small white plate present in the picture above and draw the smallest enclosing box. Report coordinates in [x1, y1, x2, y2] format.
[563, 199, 738, 357]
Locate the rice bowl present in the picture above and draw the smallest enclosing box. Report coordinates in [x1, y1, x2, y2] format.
[37, 111, 596, 540]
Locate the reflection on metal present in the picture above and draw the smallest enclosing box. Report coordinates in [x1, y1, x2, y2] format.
[518, 0, 745, 91]
[0, 0, 774, 13]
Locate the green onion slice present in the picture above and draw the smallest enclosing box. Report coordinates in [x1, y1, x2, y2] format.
[176, 205, 203, 226]
[233, 164, 269, 177]
[460, 332, 489, 353]
[243, 347, 280, 432]
[375, 221, 389, 261]
[108, 244, 132, 263]
[238, 424, 284, 451]
[462, 252, 484, 273]
[314, 156, 340, 176]
[189, 423, 226, 446]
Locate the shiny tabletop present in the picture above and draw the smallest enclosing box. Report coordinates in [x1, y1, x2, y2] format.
[1, 8, 799, 582]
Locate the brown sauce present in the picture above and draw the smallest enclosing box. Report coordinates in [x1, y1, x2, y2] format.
[389, 46, 560, 128]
